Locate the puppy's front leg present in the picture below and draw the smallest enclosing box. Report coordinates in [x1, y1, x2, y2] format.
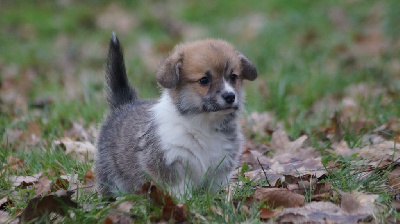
[141, 152, 193, 196]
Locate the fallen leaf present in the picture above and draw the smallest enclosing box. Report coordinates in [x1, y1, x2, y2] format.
[117, 201, 133, 213]
[0, 210, 12, 224]
[10, 172, 42, 188]
[0, 197, 13, 210]
[149, 184, 165, 206]
[254, 188, 305, 209]
[83, 168, 96, 184]
[20, 190, 77, 223]
[34, 176, 52, 196]
[270, 130, 308, 155]
[51, 178, 69, 191]
[359, 140, 400, 161]
[105, 211, 132, 224]
[259, 207, 281, 219]
[173, 204, 187, 223]
[104, 200, 134, 224]
[22, 121, 42, 144]
[64, 122, 92, 141]
[340, 191, 359, 213]
[338, 190, 379, 215]
[161, 192, 175, 220]
[54, 137, 96, 162]
[1, 156, 24, 175]
[313, 182, 333, 195]
[2, 121, 42, 150]
[103, 217, 114, 224]
[331, 141, 356, 157]
[269, 201, 373, 224]
[388, 166, 400, 190]
[140, 183, 187, 222]
[247, 112, 276, 137]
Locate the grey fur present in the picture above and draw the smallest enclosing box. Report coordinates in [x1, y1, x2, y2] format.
[96, 35, 257, 196]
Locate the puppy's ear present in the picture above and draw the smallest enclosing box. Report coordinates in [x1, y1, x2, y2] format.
[239, 54, 258, 81]
[156, 50, 183, 89]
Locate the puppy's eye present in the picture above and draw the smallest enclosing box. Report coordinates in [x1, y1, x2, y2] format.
[230, 74, 238, 83]
[199, 77, 210, 85]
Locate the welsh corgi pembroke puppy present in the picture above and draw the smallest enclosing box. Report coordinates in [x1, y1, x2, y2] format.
[96, 33, 257, 197]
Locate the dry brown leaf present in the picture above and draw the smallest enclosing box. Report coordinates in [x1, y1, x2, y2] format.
[359, 140, 399, 161]
[0, 197, 13, 211]
[117, 201, 133, 213]
[105, 212, 132, 224]
[1, 156, 24, 175]
[254, 188, 305, 209]
[83, 168, 96, 184]
[60, 174, 80, 191]
[10, 172, 42, 188]
[0, 68, 35, 115]
[64, 122, 92, 141]
[103, 217, 114, 224]
[259, 207, 282, 219]
[104, 201, 134, 224]
[0, 210, 14, 224]
[54, 137, 96, 162]
[23, 121, 41, 143]
[51, 178, 69, 191]
[161, 192, 175, 220]
[388, 166, 400, 190]
[1, 129, 23, 148]
[20, 190, 77, 223]
[2, 121, 42, 150]
[247, 112, 276, 137]
[268, 157, 325, 177]
[34, 176, 52, 196]
[340, 191, 359, 214]
[268, 201, 373, 224]
[173, 204, 187, 223]
[313, 182, 333, 195]
[140, 183, 187, 222]
[148, 184, 165, 206]
[331, 141, 357, 157]
[339, 190, 379, 215]
[270, 130, 308, 155]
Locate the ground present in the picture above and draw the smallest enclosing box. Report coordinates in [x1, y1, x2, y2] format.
[0, 1, 399, 223]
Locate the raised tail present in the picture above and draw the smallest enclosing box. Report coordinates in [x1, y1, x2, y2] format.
[106, 32, 137, 110]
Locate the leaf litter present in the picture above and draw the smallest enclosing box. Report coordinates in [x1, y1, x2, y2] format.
[241, 113, 399, 222]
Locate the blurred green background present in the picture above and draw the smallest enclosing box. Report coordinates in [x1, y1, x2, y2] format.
[1, 0, 400, 137]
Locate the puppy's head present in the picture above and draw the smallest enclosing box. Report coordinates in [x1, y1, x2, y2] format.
[156, 39, 257, 115]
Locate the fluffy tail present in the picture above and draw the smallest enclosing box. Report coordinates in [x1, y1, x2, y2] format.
[106, 32, 137, 110]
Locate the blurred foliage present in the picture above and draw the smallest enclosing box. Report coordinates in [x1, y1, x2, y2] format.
[0, 0, 399, 133]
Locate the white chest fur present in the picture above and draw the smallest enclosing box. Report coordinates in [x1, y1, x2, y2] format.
[151, 93, 239, 183]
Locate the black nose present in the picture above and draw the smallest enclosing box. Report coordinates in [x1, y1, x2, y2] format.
[222, 92, 235, 104]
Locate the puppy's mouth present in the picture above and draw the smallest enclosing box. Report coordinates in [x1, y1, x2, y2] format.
[202, 104, 239, 113]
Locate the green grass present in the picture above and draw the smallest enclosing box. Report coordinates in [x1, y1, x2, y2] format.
[1, 0, 400, 222]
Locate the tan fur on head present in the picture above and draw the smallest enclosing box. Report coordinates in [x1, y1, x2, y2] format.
[155, 39, 257, 89]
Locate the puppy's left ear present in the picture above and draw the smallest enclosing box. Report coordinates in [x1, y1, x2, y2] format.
[239, 54, 258, 81]
[156, 50, 183, 89]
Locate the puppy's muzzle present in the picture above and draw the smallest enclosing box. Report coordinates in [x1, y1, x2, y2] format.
[222, 92, 235, 104]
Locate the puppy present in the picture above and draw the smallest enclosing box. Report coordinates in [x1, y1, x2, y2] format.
[95, 33, 257, 197]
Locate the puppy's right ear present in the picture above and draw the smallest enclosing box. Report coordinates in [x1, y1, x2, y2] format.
[156, 50, 183, 89]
